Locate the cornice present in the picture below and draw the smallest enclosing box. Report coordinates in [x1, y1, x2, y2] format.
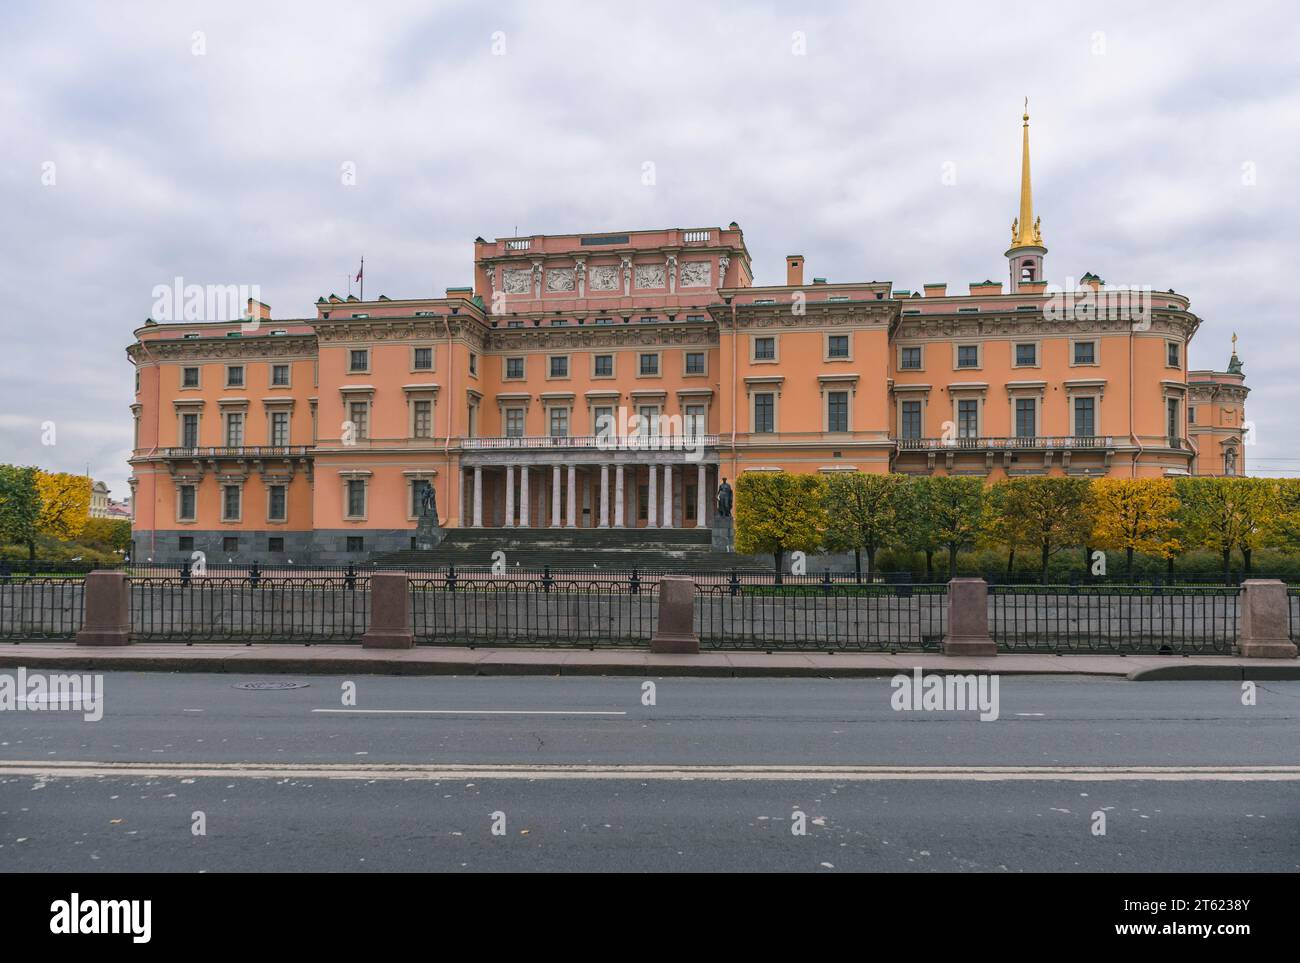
[713, 302, 896, 330]
[127, 335, 316, 364]
[894, 310, 1199, 341]
[312, 317, 487, 349]
[483, 323, 718, 352]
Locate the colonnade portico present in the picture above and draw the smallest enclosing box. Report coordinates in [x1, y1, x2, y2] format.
[459, 455, 718, 529]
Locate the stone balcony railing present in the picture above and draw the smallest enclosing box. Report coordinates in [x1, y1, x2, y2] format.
[896, 435, 1115, 451]
[157, 446, 313, 459]
[461, 434, 719, 451]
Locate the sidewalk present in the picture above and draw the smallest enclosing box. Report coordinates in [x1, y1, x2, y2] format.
[1, 642, 1296, 680]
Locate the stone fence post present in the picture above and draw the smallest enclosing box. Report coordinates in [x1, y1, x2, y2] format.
[650, 576, 698, 654]
[1237, 579, 1297, 658]
[943, 578, 996, 656]
[362, 572, 413, 649]
[76, 570, 132, 646]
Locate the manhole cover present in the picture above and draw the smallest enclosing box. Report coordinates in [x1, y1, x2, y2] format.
[232, 681, 311, 690]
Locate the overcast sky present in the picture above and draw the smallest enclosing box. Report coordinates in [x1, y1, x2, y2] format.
[3, 0, 1298, 496]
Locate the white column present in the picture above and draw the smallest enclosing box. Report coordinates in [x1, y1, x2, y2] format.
[551, 465, 561, 527]
[566, 465, 577, 527]
[519, 466, 530, 528]
[598, 464, 610, 528]
[472, 466, 483, 528]
[696, 463, 707, 528]
[504, 466, 515, 527]
[662, 464, 674, 528]
[614, 465, 625, 528]
[647, 463, 658, 528]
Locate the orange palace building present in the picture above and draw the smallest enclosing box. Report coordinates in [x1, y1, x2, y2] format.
[127, 114, 1249, 563]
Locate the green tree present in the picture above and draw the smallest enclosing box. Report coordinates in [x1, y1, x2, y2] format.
[822, 472, 908, 582]
[734, 472, 827, 577]
[1176, 477, 1279, 579]
[82, 517, 132, 554]
[0, 465, 42, 560]
[908, 476, 986, 578]
[990, 477, 1094, 582]
[1265, 478, 1300, 557]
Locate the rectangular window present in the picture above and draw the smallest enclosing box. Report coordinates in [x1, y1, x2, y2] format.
[827, 335, 849, 359]
[270, 411, 289, 446]
[753, 393, 775, 433]
[549, 356, 569, 378]
[753, 337, 775, 361]
[638, 406, 660, 434]
[349, 349, 368, 372]
[1073, 341, 1096, 365]
[271, 364, 290, 386]
[505, 408, 525, 437]
[594, 355, 614, 377]
[268, 485, 287, 521]
[222, 536, 239, 553]
[469, 353, 478, 375]
[957, 399, 979, 438]
[549, 408, 568, 437]
[178, 485, 196, 521]
[594, 406, 614, 434]
[178, 535, 194, 552]
[346, 536, 364, 553]
[1015, 343, 1037, 366]
[827, 391, 849, 432]
[346, 480, 366, 518]
[226, 365, 244, 387]
[1167, 342, 1181, 367]
[639, 353, 659, 376]
[348, 401, 368, 440]
[1015, 398, 1036, 438]
[685, 404, 705, 435]
[268, 536, 284, 553]
[225, 412, 244, 447]
[413, 399, 432, 438]
[181, 413, 199, 448]
[901, 400, 922, 439]
[957, 345, 979, 368]
[899, 346, 922, 370]
[1167, 398, 1180, 443]
[413, 347, 433, 371]
[685, 352, 705, 374]
[1074, 397, 1096, 437]
[505, 357, 524, 379]
[182, 366, 200, 387]
[222, 484, 241, 521]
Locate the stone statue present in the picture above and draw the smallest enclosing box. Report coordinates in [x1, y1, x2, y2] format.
[716, 478, 733, 518]
[420, 483, 437, 520]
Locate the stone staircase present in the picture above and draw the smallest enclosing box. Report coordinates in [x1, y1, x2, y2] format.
[371, 527, 766, 573]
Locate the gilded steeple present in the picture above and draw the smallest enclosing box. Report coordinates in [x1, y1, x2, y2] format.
[1010, 99, 1043, 248]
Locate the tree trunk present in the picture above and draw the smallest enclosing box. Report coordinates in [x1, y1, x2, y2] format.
[853, 549, 862, 584]
[1221, 548, 1231, 584]
[947, 544, 958, 579]
[1166, 555, 1174, 579]
[1242, 547, 1253, 574]
[924, 549, 934, 579]
[774, 549, 784, 585]
[1006, 547, 1016, 579]
[865, 546, 876, 584]
[1040, 543, 1050, 584]
[1126, 546, 1134, 580]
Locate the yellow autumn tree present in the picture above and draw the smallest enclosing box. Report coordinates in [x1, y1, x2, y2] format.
[1090, 478, 1182, 578]
[36, 471, 91, 543]
[734, 472, 827, 578]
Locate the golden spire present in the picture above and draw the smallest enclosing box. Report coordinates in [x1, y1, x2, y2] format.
[1010, 99, 1042, 248]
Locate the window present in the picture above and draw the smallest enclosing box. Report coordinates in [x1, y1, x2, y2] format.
[827, 391, 849, 432]
[753, 337, 775, 361]
[346, 536, 365, 553]
[639, 316, 656, 324]
[549, 408, 569, 437]
[1167, 398, 1180, 444]
[1167, 342, 1181, 367]
[182, 366, 200, 388]
[413, 347, 433, 371]
[270, 411, 289, 446]
[685, 352, 705, 375]
[549, 356, 569, 378]
[349, 349, 368, 372]
[223, 536, 239, 553]
[413, 399, 432, 438]
[181, 413, 199, 448]
[178, 535, 194, 552]
[1074, 397, 1096, 437]
[271, 364, 290, 386]
[507, 319, 524, 329]
[268, 485, 287, 521]
[222, 484, 241, 521]
[899, 347, 922, 370]
[178, 485, 196, 521]
[639, 353, 659, 376]
[469, 353, 478, 375]
[226, 365, 244, 387]
[1014, 343, 1037, 366]
[593, 355, 614, 377]
[594, 406, 614, 434]
[550, 319, 569, 327]
[638, 406, 661, 434]
[1073, 341, 1096, 365]
[594, 317, 613, 326]
[505, 357, 524, 379]
[753, 393, 775, 433]
[957, 399, 979, 438]
[268, 536, 284, 552]
[1188, 406, 1197, 425]
[827, 335, 850, 359]
[1015, 398, 1036, 438]
[346, 479, 366, 518]
[505, 408, 525, 437]
[225, 412, 244, 447]
[348, 401, 368, 440]
[956, 345, 979, 368]
[685, 404, 706, 435]
[901, 400, 922, 439]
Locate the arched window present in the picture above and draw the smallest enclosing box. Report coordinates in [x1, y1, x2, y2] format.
[1020, 259, 1035, 283]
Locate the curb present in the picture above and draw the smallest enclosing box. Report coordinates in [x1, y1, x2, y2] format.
[1127, 664, 1300, 681]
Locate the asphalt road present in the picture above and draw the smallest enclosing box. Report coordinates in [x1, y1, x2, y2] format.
[2, 673, 1298, 872]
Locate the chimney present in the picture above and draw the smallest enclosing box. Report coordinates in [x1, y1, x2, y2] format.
[246, 298, 271, 321]
[786, 255, 804, 287]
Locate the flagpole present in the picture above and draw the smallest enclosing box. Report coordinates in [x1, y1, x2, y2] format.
[360, 256, 365, 302]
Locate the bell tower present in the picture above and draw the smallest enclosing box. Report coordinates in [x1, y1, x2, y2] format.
[1005, 100, 1046, 292]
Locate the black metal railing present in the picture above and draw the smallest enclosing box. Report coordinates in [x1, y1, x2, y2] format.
[129, 576, 369, 643]
[989, 584, 1239, 654]
[1289, 587, 1299, 642]
[0, 577, 85, 640]
[697, 582, 947, 651]
[411, 575, 658, 647]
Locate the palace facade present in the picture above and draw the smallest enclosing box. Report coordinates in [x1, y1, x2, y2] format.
[127, 114, 1249, 562]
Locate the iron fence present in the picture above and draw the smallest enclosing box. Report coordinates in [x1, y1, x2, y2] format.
[1290, 587, 1299, 642]
[0, 577, 85, 640]
[411, 575, 659, 647]
[129, 576, 369, 643]
[697, 582, 948, 651]
[990, 584, 1239, 654]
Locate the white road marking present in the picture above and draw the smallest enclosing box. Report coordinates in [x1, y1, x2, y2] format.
[1, 761, 1298, 782]
[1015, 713, 1046, 717]
[311, 709, 627, 716]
